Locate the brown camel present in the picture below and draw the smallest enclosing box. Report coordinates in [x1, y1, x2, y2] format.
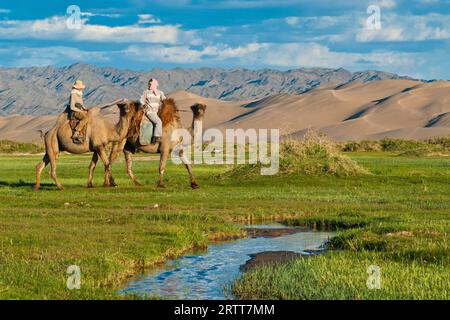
[108, 98, 206, 188]
[34, 100, 136, 190]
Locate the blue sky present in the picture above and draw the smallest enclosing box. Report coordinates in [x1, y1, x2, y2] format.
[0, 0, 449, 79]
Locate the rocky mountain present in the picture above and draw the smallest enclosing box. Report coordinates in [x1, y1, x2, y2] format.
[0, 63, 417, 116]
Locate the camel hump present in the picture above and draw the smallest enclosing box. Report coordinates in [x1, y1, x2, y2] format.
[159, 98, 180, 126]
[87, 107, 101, 117]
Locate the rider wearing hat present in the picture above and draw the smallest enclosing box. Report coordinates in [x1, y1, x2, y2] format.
[69, 80, 88, 142]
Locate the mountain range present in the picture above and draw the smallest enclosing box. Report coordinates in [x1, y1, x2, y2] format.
[0, 63, 416, 116]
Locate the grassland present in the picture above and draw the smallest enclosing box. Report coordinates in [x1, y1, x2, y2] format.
[0, 148, 448, 299]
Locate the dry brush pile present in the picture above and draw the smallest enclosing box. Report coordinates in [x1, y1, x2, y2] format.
[223, 130, 368, 178]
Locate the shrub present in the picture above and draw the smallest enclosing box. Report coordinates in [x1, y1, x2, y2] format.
[342, 137, 450, 156]
[223, 130, 368, 177]
[426, 136, 450, 149]
[0, 140, 44, 154]
[380, 138, 428, 152]
[342, 140, 381, 152]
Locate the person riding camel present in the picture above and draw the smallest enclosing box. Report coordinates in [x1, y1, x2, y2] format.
[140, 78, 165, 144]
[69, 80, 88, 143]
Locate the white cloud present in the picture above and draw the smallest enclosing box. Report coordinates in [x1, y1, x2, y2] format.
[179, 0, 301, 8]
[255, 43, 420, 71]
[124, 43, 266, 63]
[357, 13, 450, 42]
[0, 7, 445, 79]
[137, 14, 161, 24]
[213, 0, 286, 8]
[300, 15, 348, 29]
[153, 0, 382, 9]
[81, 12, 122, 18]
[376, 0, 397, 9]
[125, 45, 204, 63]
[285, 17, 300, 26]
[0, 41, 433, 79]
[121, 41, 423, 75]
[0, 16, 199, 45]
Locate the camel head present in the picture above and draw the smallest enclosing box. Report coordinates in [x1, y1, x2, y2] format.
[116, 99, 144, 120]
[116, 99, 145, 140]
[116, 99, 133, 115]
[191, 103, 207, 121]
[114, 99, 142, 140]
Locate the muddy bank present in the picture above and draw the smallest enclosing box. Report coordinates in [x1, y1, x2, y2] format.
[240, 251, 304, 271]
[240, 226, 328, 273]
[240, 249, 325, 271]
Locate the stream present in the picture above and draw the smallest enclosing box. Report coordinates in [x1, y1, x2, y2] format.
[119, 223, 334, 300]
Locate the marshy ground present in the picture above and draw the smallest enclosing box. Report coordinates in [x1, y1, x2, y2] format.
[0, 144, 448, 299]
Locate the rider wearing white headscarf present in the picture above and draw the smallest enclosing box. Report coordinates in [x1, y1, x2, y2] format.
[140, 78, 166, 143]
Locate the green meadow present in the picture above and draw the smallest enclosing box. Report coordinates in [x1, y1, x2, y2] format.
[0, 145, 448, 299]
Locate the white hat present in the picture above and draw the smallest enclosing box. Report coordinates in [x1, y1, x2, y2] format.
[73, 80, 86, 90]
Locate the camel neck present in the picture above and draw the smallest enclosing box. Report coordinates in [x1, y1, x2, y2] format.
[191, 119, 203, 139]
[115, 112, 129, 140]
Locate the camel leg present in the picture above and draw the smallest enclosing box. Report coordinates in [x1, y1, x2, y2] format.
[179, 148, 199, 189]
[87, 152, 99, 188]
[157, 149, 170, 188]
[109, 141, 125, 163]
[124, 149, 142, 186]
[97, 148, 115, 187]
[108, 141, 126, 187]
[34, 154, 50, 190]
[49, 152, 63, 190]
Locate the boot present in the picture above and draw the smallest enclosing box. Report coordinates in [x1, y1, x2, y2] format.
[151, 136, 162, 144]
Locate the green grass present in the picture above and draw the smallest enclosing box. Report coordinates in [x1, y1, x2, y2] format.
[0, 151, 448, 299]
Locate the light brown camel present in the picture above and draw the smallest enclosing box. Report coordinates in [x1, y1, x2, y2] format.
[34, 101, 136, 190]
[108, 98, 206, 189]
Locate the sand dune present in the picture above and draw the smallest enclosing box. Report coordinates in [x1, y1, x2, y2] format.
[0, 114, 56, 142]
[168, 90, 249, 129]
[1, 79, 449, 143]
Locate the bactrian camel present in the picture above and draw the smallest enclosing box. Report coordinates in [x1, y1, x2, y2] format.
[108, 98, 206, 189]
[34, 101, 135, 190]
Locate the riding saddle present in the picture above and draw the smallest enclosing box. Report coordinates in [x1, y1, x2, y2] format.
[67, 107, 87, 144]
